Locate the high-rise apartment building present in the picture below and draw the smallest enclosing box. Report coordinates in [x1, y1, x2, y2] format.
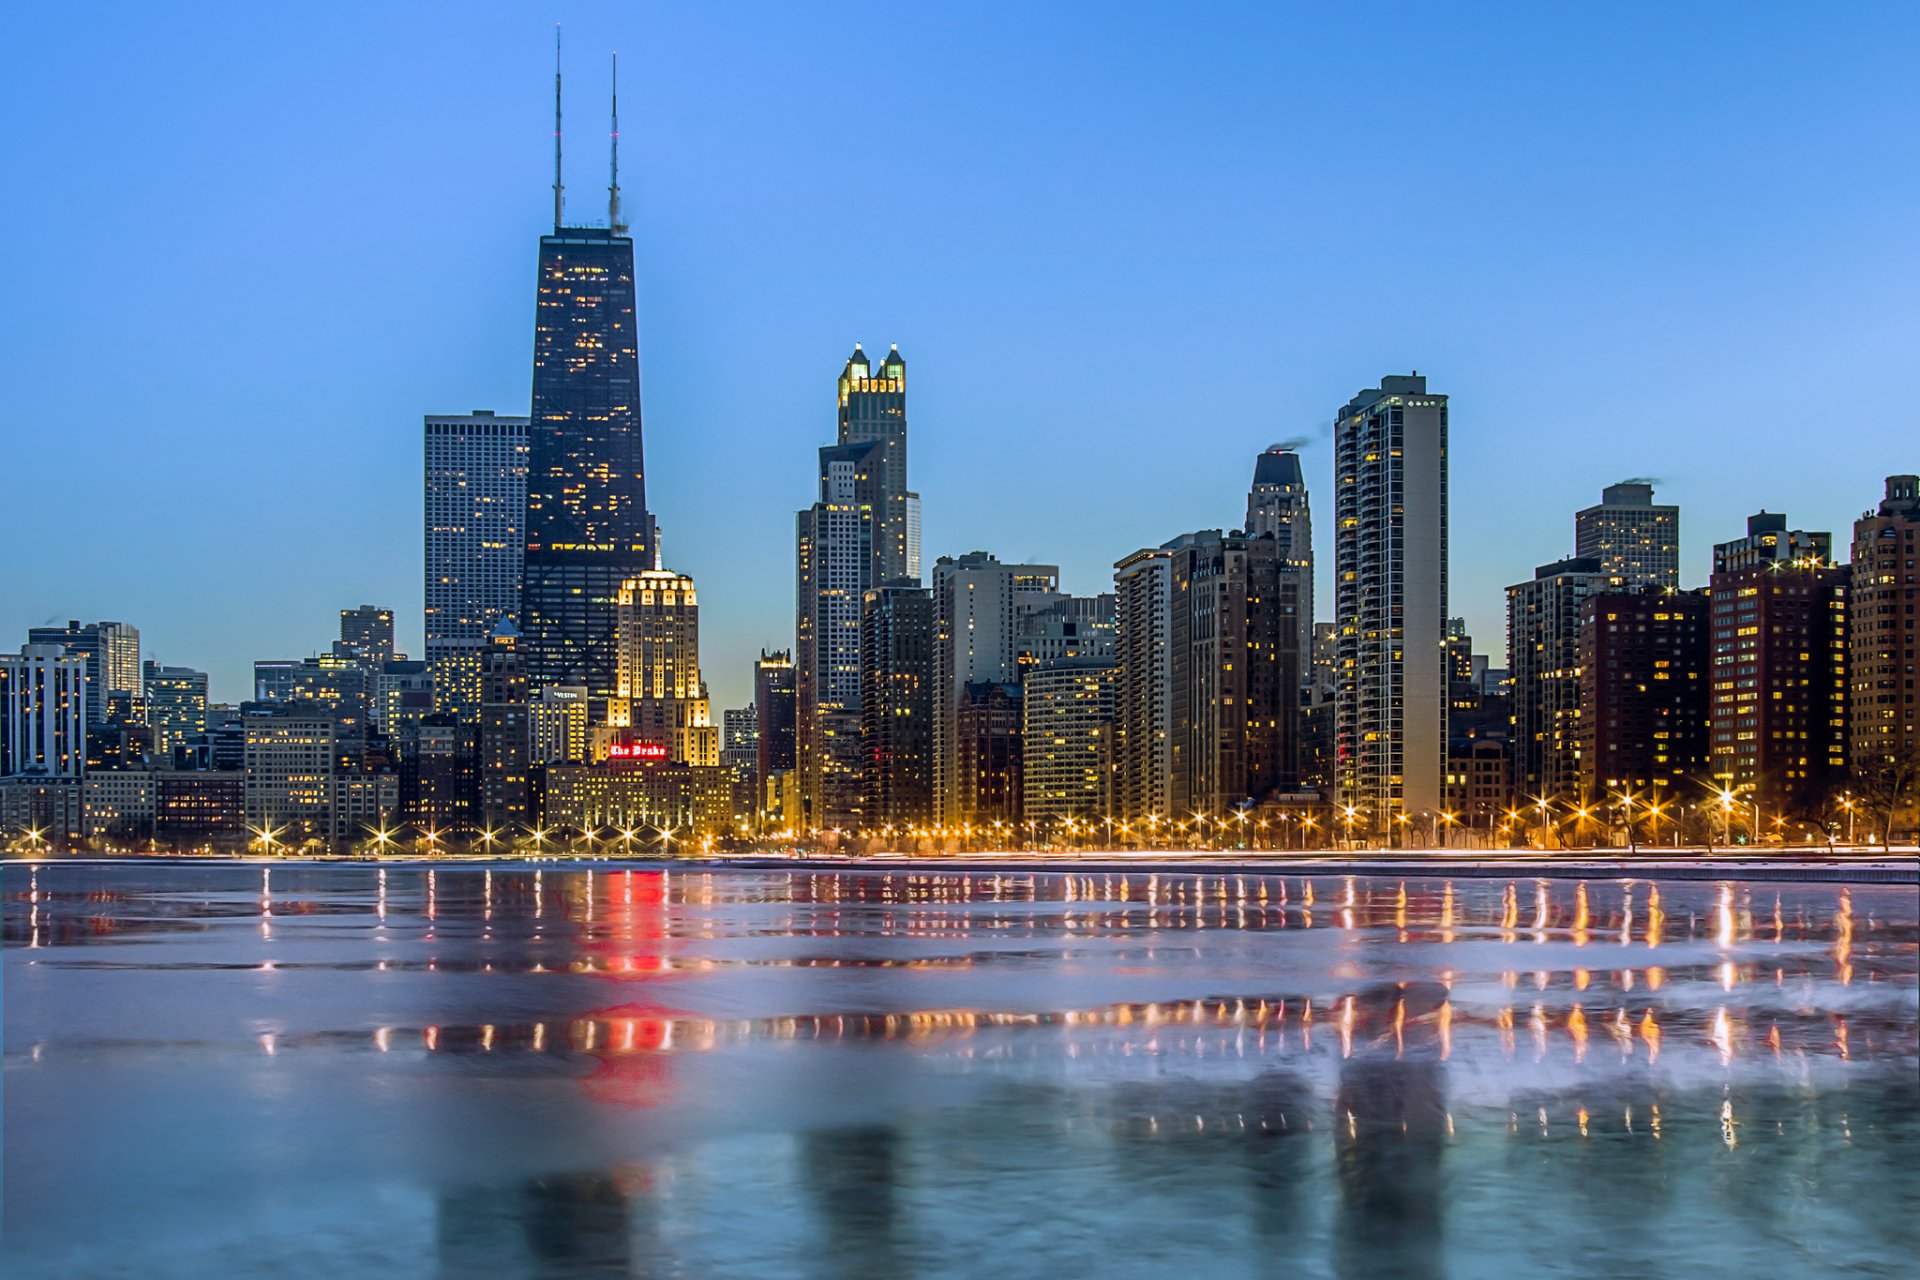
[143, 661, 208, 761]
[1578, 588, 1711, 805]
[2, 644, 88, 778]
[1112, 547, 1174, 822]
[1709, 559, 1849, 819]
[1507, 556, 1609, 804]
[424, 410, 530, 721]
[336, 606, 395, 664]
[754, 651, 797, 823]
[954, 681, 1023, 831]
[608, 569, 718, 767]
[26, 620, 138, 728]
[478, 622, 532, 831]
[797, 441, 883, 829]
[1245, 446, 1314, 670]
[1015, 594, 1117, 675]
[838, 344, 919, 583]
[931, 553, 1061, 823]
[1166, 531, 1300, 818]
[521, 214, 654, 701]
[1021, 658, 1117, 826]
[1850, 476, 1920, 822]
[1575, 482, 1680, 590]
[1333, 374, 1448, 829]
[371, 660, 433, 737]
[1713, 512, 1833, 575]
[860, 583, 935, 828]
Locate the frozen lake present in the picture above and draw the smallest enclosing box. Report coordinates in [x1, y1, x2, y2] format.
[5, 863, 1916, 1278]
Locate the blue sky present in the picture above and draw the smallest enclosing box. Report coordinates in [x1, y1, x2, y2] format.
[3, 3, 1915, 710]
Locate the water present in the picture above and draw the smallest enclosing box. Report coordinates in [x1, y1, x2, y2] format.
[5, 863, 1916, 1279]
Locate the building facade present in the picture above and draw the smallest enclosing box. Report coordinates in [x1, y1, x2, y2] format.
[143, 661, 208, 761]
[837, 344, 918, 583]
[609, 569, 717, 767]
[1112, 547, 1174, 823]
[860, 583, 934, 829]
[424, 410, 530, 721]
[754, 650, 797, 826]
[478, 623, 532, 831]
[1507, 556, 1609, 804]
[25, 620, 137, 728]
[521, 226, 654, 702]
[1574, 482, 1680, 590]
[1021, 658, 1116, 826]
[1245, 445, 1314, 673]
[796, 441, 883, 830]
[1577, 587, 1711, 806]
[2, 644, 88, 779]
[1333, 374, 1448, 830]
[1850, 475, 1920, 831]
[1709, 562, 1850, 819]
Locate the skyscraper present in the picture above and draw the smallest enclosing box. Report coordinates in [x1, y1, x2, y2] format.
[1113, 546, 1174, 823]
[1166, 531, 1300, 818]
[1850, 475, 1920, 825]
[1246, 445, 1314, 670]
[860, 583, 934, 828]
[1021, 657, 1117, 828]
[838, 344, 918, 583]
[796, 441, 883, 828]
[424, 410, 529, 720]
[1506, 556, 1609, 804]
[520, 65, 654, 703]
[1578, 587, 1711, 805]
[26, 620, 138, 729]
[478, 621, 531, 831]
[930, 553, 1061, 823]
[143, 661, 208, 761]
[1333, 374, 1448, 832]
[1, 644, 87, 779]
[609, 569, 718, 767]
[754, 650, 797, 824]
[1574, 482, 1680, 590]
[336, 606, 395, 664]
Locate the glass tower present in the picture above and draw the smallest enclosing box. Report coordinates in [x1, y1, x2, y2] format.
[521, 227, 654, 702]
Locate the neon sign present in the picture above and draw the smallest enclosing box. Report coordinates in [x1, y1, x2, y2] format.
[606, 741, 668, 761]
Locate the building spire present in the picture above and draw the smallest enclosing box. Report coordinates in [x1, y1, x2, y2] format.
[552, 25, 564, 229]
[609, 52, 626, 234]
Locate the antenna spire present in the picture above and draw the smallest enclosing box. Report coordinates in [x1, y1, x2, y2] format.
[552, 26, 564, 229]
[609, 52, 626, 234]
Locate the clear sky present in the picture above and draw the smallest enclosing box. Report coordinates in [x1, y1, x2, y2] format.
[3, 3, 1915, 711]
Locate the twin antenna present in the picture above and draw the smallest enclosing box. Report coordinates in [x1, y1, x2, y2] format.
[551, 26, 627, 235]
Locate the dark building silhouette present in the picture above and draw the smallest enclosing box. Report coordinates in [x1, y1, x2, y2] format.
[520, 221, 654, 703]
[861, 583, 934, 827]
[479, 622, 531, 830]
[754, 650, 797, 825]
[1579, 588, 1710, 806]
[955, 680, 1023, 829]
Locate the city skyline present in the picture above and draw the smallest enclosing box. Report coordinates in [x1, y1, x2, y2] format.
[4, 6, 1917, 714]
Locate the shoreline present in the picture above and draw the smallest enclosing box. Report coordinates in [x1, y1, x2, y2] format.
[8, 849, 1916, 884]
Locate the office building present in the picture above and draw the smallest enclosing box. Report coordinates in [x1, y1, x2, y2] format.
[608, 569, 718, 767]
[84, 769, 158, 841]
[1709, 556, 1849, 819]
[1850, 475, 1920, 819]
[1577, 587, 1711, 805]
[721, 705, 759, 824]
[1575, 482, 1680, 590]
[412, 714, 478, 829]
[931, 552, 1060, 823]
[155, 771, 245, 845]
[336, 606, 395, 663]
[243, 709, 396, 850]
[1713, 511, 1833, 575]
[424, 410, 530, 721]
[2, 644, 87, 779]
[838, 344, 919, 583]
[1333, 374, 1448, 831]
[143, 661, 208, 761]
[1245, 445, 1315, 670]
[1507, 556, 1609, 803]
[797, 440, 883, 829]
[860, 583, 934, 828]
[1021, 657, 1117, 826]
[371, 660, 434, 737]
[1112, 547, 1174, 822]
[25, 620, 138, 728]
[520, 201, 655, 701]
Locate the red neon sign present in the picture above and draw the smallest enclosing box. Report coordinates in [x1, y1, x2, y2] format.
[606, 741, 668, 761]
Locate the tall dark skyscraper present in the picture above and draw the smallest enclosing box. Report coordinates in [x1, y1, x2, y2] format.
[520, 55, 654, 704]
[838, 345, 917, 583]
